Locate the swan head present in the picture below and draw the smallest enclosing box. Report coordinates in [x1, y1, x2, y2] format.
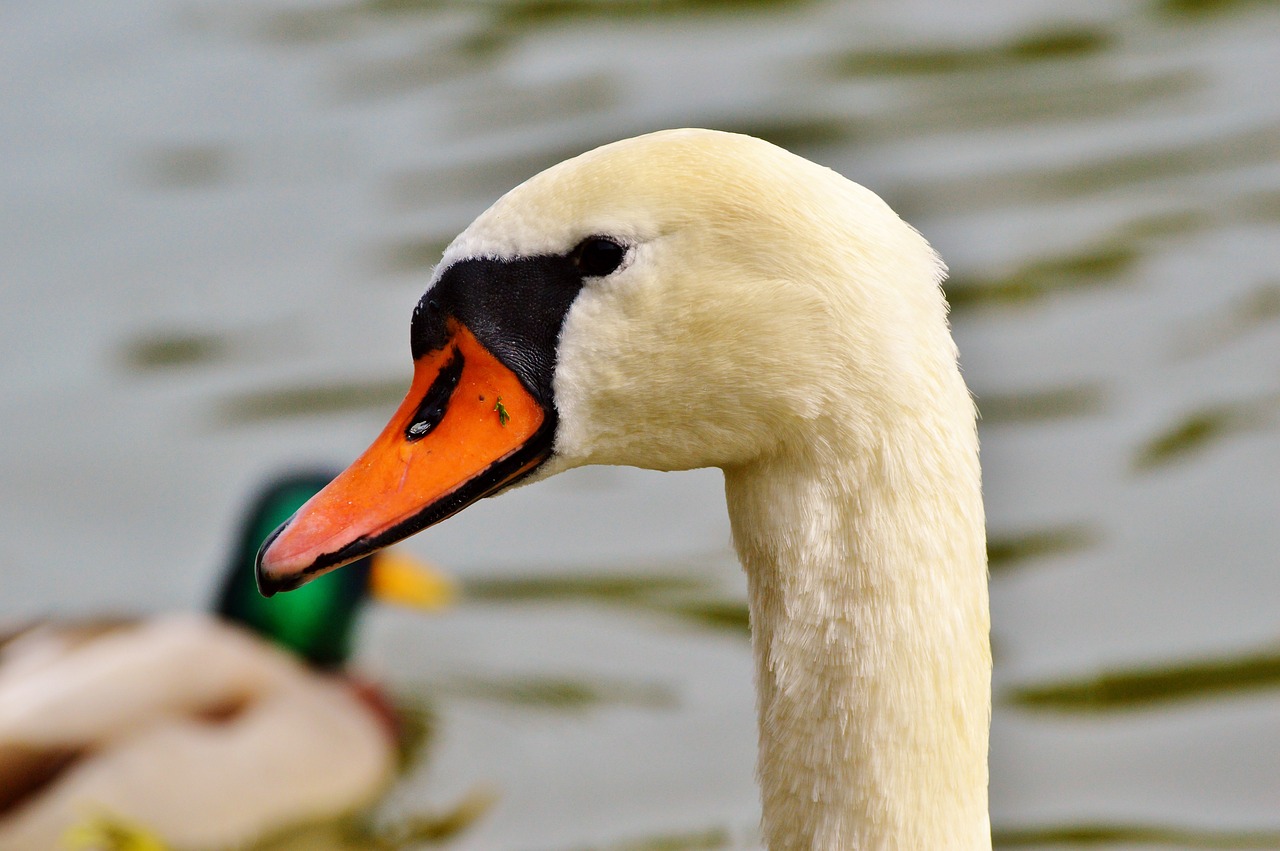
[257, 129, 951, 593]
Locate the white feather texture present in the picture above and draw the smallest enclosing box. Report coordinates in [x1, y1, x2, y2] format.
[436, 129, 990, 850]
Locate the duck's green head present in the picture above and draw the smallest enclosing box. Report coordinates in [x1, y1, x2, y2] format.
[214, 471, 452, 669]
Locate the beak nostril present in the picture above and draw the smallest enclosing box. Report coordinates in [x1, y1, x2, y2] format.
[405, 346, 465, 442]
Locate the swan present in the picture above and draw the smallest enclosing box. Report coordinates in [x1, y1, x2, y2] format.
[0, 472, 451, 850]
[257, 129, 991, 849]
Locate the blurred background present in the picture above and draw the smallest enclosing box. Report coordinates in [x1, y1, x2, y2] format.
[3, 0, 1279, 848]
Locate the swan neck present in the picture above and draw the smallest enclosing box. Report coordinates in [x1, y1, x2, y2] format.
[725, 421, 990, 850]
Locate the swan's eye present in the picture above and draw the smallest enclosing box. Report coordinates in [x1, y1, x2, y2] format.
[572, 237, 627, 277]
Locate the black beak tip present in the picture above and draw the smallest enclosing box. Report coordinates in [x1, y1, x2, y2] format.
[254, 521, 298, 598]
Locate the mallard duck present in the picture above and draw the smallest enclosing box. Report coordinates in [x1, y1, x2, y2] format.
[257, 130, 991, 849]
[0, 472, 451, 851]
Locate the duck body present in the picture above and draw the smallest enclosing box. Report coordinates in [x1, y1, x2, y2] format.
[258, 130, 991, 849]
[0, 473, 445, 850]
[0, 615, 391, 850]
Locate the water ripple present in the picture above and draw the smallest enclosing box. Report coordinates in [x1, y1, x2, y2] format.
[993, 821, 1280, 848]
[1133, 399, 1274, 471]
[1008, 646, 1280, 711]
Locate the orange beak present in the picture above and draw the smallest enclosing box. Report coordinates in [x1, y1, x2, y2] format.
[256, 321, 552, 595]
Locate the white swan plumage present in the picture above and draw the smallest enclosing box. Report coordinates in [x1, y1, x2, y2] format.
[258, 128, 991, 850]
